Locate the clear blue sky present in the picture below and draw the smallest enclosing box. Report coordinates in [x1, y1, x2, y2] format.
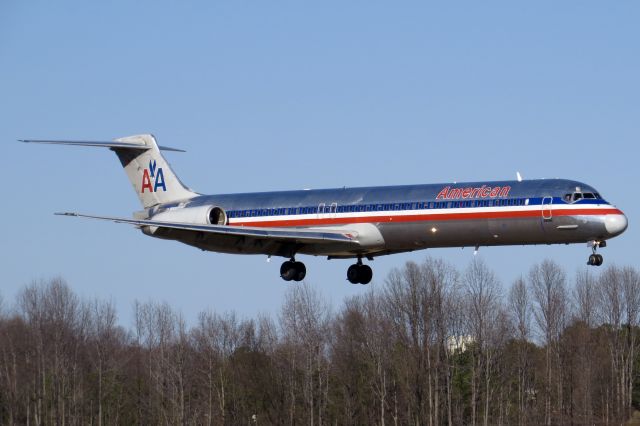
[1, 1, 637, 325]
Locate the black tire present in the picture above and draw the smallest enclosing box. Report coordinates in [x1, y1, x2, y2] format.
[294, 262, 306, 281]
[596, 254, 604, 266]
[347, 264, 360, 284]
[280, 261, 296, 281]
[359, 265, 373, 284]
[588, 254, 597, 266]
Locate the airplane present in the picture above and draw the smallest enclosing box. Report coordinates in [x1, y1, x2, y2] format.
[22, 134, 628, 284]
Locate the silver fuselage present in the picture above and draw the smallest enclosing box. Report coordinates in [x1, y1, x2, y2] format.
[144, 178, 627, 259]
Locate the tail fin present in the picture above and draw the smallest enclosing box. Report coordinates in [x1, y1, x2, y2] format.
[111, 134, 197, 208]
[22, 134, 198, 208]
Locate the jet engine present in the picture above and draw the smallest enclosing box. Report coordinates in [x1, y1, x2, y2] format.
[147, 205, 227, 227]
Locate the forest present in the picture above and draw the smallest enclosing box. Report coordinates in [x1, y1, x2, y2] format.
[0, 258, 639, 426]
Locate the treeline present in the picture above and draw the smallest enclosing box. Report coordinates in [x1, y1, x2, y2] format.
[1, 259, 639, 425]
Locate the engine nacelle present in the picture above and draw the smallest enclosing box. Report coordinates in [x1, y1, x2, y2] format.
[148, 205, 227, 227]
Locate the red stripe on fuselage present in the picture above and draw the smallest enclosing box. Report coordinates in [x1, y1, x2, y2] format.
[228, 208, 623, 228]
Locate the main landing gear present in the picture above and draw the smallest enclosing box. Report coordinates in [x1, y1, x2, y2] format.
[347, 258, 373, 285]
[279, 256, 373, 285]
[587, 240, 605, 266]
[280, 259, 306, 282]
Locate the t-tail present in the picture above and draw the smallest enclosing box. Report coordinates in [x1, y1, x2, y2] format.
[21, 134, 198, 208]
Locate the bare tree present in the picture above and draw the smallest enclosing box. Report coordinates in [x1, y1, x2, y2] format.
[568, 269, 599, 424]
[463, 258, 503, 426]
[596, 266, 625, 422]
[279, 283, 331, 426]
[528, 260, 568, 426]
[133, 300, 188, 424]
[620, 266, 640, 414]
[597, 265, 640, 421]
[384, 261, 429, 424]
[382, 258, 463, 425]
[87, 299, 119, 426]
[508, 277, 532, 425]
[16, 278, 88, 425]
[191, 310, 244, 425]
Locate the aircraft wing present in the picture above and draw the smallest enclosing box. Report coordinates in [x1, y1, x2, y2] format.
[55, 212, 359, 245]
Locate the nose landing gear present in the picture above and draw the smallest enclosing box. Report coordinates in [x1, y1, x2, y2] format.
[587, 240, 605, 266]
[280, 259, 306, 281]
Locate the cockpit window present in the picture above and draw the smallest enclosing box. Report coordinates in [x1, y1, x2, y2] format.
[565, 192, 583, 203]
[565, 191, 603, 203]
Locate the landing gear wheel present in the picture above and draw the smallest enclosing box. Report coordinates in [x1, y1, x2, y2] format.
[359, 265, 373, 284]
[347, 264, 360, 284]
[281, 260, 306, 281]
[587, 253, 604, 266]
[280, 261, 296, 281]
[347, 264, 373, 285]
[293, 262, 306, 281]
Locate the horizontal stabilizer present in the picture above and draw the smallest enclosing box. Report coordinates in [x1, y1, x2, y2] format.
[20, 139, 185, 152]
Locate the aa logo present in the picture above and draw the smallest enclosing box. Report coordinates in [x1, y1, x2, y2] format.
[141, 160, 166, 193]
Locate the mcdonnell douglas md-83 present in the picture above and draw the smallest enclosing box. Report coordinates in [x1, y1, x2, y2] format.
[23, 134, 628, 284]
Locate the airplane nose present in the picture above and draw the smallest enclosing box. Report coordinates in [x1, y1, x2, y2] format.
[605, 213, 628, 236]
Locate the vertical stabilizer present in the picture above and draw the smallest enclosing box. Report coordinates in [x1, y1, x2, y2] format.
[112, 134, 198, 208]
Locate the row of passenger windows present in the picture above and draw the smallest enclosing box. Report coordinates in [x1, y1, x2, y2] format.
[226, 198, 529, 219]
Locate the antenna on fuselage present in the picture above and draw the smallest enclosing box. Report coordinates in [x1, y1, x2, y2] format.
[516, 172, 523, 182]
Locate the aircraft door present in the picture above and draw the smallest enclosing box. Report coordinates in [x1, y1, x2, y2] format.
[541, 197, 553, 221]
[318, 202, 337, 220]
